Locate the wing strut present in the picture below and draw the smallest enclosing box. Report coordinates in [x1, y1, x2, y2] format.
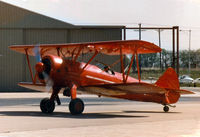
[71, 47, 77, 59]
[56, 47, 60, 56]
[120, 47, 125, 82]
[25, 49, 34, 83]
[73, 46, 83, 63]
[119, 45, 141, 83]
[82, 50, 98, 71]
[136, 52, 141, 82]
[125, 54, 135, 82]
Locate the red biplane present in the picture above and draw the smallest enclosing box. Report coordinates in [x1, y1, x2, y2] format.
[9, 40, 194, 115]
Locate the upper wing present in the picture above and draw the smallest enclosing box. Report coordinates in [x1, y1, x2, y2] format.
[9, 40, 161, 57]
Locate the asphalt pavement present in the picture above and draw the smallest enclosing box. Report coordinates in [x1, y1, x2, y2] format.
[0, 87, 199, 137]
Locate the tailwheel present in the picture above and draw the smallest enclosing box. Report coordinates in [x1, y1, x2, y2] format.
[40, 98, 55, 114]
[163, 105, 169, 112]
[69, 98, 84, 115]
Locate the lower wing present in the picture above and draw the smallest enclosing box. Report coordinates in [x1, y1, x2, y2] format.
[81, 82, 194, 96]
[18, 82, 194, 96]
[82, 83, 165, 96]
[18, 82, 49, 92]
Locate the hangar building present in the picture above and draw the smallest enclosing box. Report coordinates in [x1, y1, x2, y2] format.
[0, 1, 122, 91]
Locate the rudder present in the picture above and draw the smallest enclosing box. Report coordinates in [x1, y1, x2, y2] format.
[155, 67, 180, 90]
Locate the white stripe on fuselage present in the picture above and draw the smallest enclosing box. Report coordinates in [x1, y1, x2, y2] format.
[86, 75, 115, 84]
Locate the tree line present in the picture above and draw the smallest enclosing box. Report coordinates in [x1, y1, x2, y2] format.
[135, 49, 200, 69]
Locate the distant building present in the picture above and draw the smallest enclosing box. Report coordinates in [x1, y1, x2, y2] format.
[0, 1, 123, 91]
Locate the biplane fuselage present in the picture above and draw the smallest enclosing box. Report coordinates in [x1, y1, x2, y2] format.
[46, 56, 126, 87]
[31, 54, 181, 105]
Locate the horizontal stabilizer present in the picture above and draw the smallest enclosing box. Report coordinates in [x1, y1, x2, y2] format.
[155, 68, 195, 94]
[176, 89, 195, 95]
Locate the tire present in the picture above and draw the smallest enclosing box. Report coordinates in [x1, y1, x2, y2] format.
[40, 98, 55, 113]
[163, 106, 169, 112]
[69, 98, 84, 115]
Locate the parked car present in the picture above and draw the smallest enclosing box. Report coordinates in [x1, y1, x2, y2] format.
[178, 75, 194, 84]
[194, 78, 200, 83]
[193, 78, 200, 87]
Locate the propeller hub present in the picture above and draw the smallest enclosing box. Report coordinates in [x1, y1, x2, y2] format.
[35, 62, 44, 73]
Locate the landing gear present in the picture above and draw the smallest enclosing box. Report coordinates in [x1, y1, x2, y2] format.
[163, 105, 169, 112]
[40, 84, 85, 115]
[69, 98, 84, 115]
[39, 86, 60, 114]
[40, 98, 55, 113]
[55, 95, 61, 105]
[63, 87, 71, 97]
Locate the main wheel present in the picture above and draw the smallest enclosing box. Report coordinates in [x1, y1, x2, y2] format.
[163, 105, 169, 112]
[40, 98, 55, 113]
[69, 98, 84, 115]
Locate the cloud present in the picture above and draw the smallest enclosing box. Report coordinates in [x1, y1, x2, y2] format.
[2, 0, 200, 50]
[49, 0, 60, 3]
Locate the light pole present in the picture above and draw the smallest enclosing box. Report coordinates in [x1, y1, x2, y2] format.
[180, 29, 192, 74]
[188, 30, 191, 74]
[157, 29, 164, 71]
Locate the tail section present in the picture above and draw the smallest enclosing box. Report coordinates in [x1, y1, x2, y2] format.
[155, 67, 194, 95]
[155, 67, 180, 90]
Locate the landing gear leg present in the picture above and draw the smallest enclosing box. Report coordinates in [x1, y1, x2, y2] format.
[40, 86, 61, 114]
[56, 95, 61, 105]
[68, 84, 84, 115]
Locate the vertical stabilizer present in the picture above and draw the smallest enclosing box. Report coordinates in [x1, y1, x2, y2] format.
[155, 68, 180, 90]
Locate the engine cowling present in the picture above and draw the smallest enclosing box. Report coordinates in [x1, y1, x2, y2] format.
[35, 55, 63, 84]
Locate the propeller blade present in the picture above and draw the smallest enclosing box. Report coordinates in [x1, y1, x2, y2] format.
[42, 72, 53, 92]
[125, 54, 133, 72]
[126, 54, 132, 61]
[33, 44, 41, 62]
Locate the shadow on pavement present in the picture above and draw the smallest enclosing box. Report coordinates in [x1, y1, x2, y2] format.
[0, 111, 148, 119]
[123, 110, 181, 114]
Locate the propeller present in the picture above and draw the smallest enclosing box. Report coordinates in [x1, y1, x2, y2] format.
[33, 44, 41, 62]
[33, 44, 53, 92]
[43, 71, 53, 92]
[126, 54, 132, 62]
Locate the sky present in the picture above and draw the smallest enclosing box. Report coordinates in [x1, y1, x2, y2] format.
[1, 0, 200, 50]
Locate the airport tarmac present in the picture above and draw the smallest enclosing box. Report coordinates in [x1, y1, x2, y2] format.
[0, 87, 200, 137]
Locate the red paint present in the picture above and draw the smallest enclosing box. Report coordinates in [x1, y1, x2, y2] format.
[36, 55, 184, 105]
